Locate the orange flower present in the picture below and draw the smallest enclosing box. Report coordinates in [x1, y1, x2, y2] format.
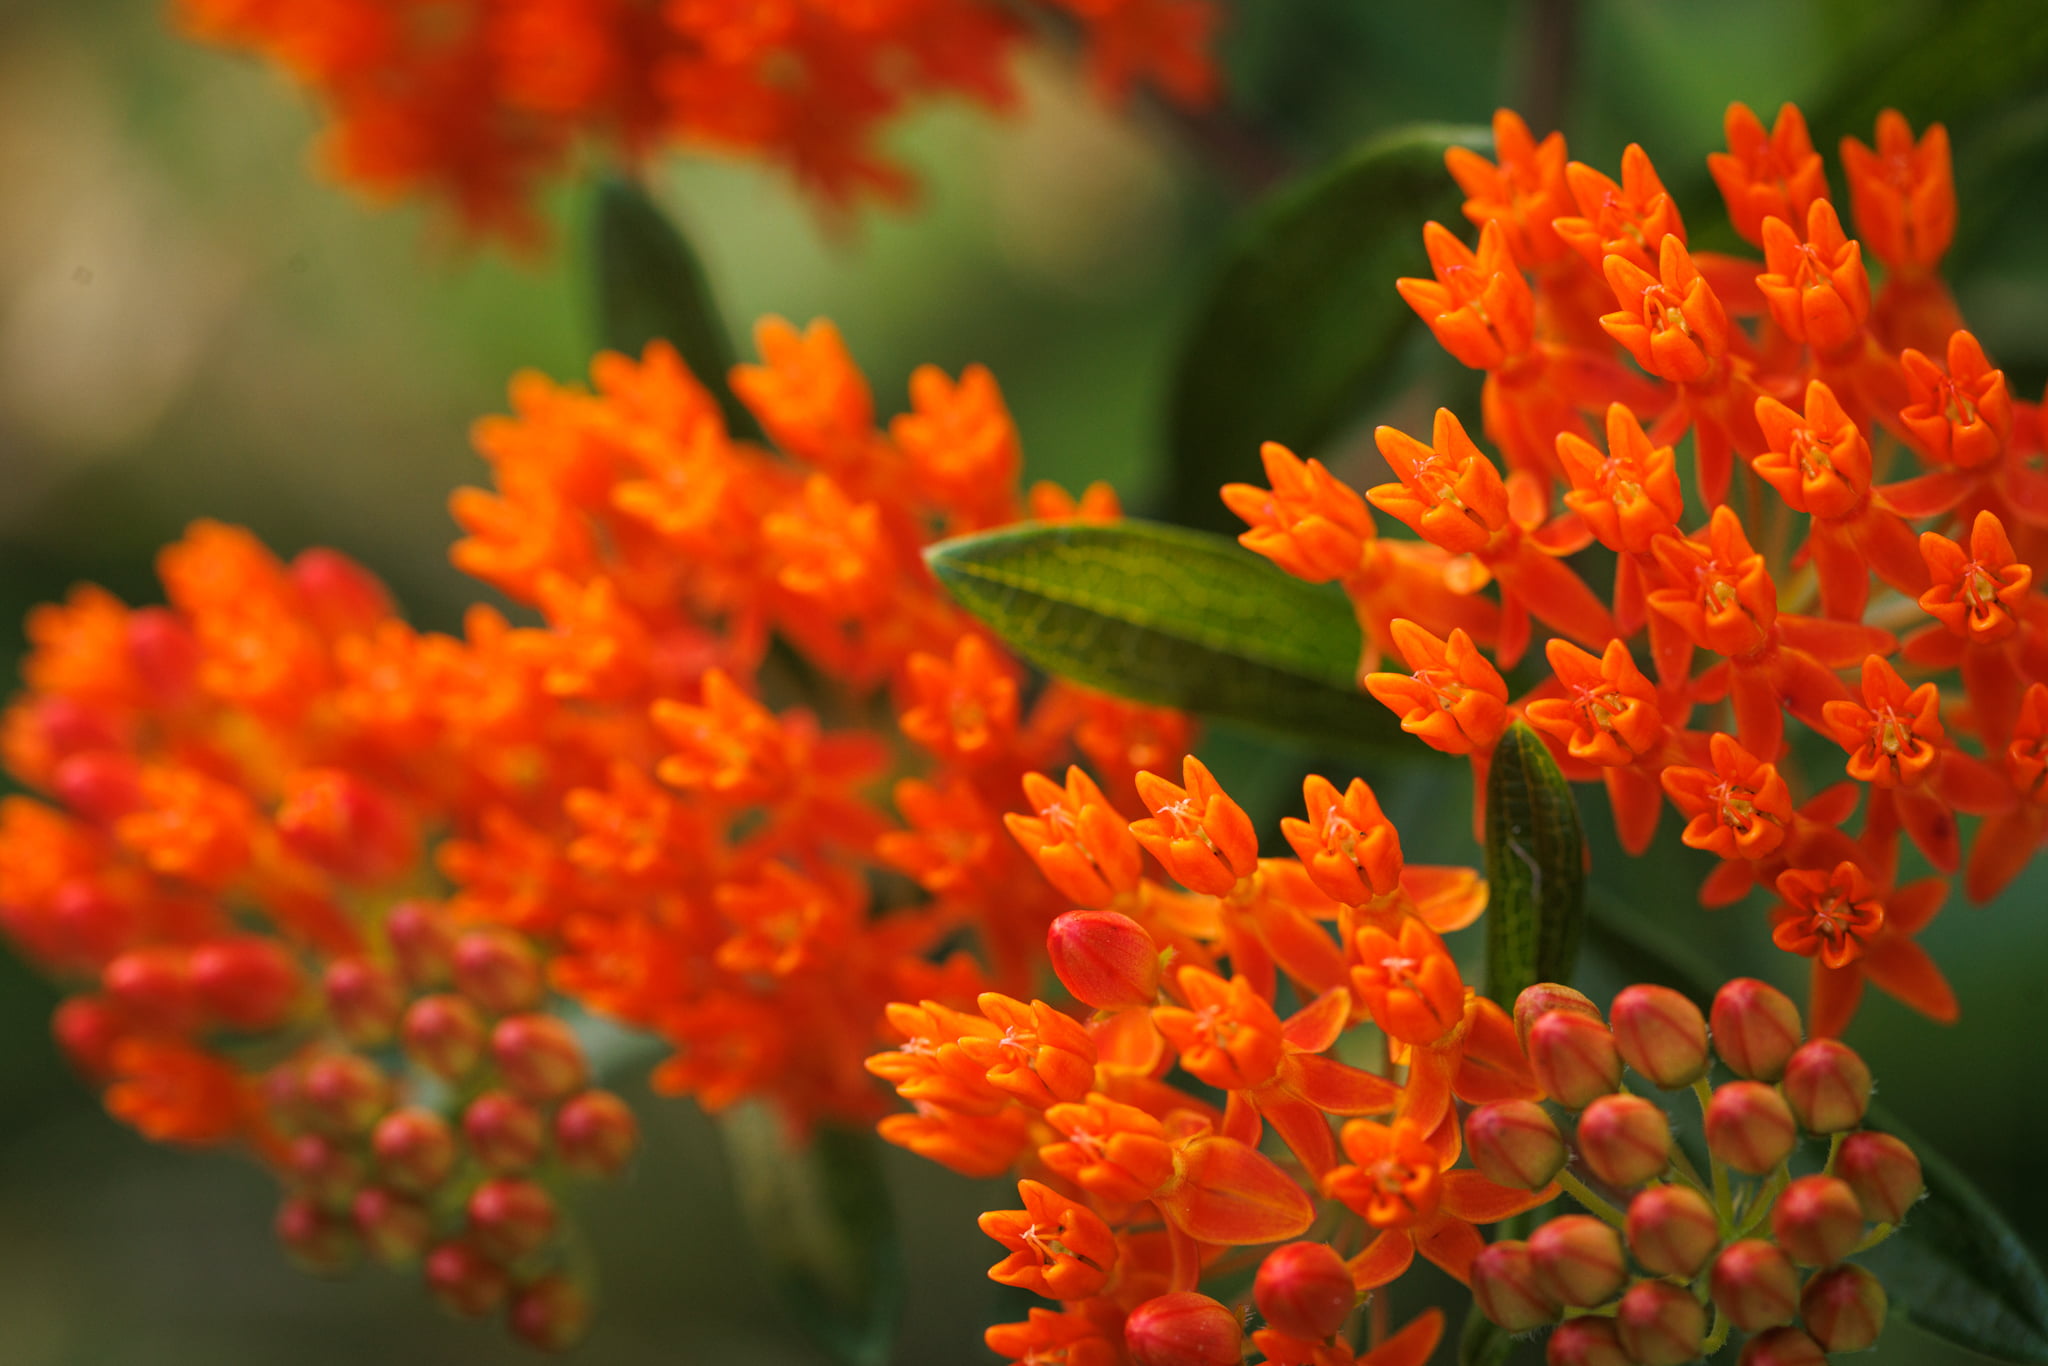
[1557, 404, 1684, 556]
[1709, 102, 1830, 247]
[1660, 732, 1794, 861]
[1349, 920, 1465, 1047]
[985, 1307, 1120, 1366]
[1647, 508, 1776, 659]
[979, 1179, 1119, 1300]
[1040, 1093, 1178, 1203]
[1555, 144, 1687, 272]
[1397, 220, 1536, 370]
[1840, 111, 1955, 273]
[1446, 109, 1574, 267]
[1757, 200, 1871, 357]
[900, 635, 1021, 762]
[1897, 330, 2011, 473]
[1005, 767, 1143, 908]
[1919, 511, 2032, 647]
[1364, 622, 1510, 756]
[1820, 656, 1942, 788]
[1223, 441, 1375, 583]
[1524, 638, 1664, 766]
[1771, 862, 1885, 968]
[957, 994, 1098, 1110]
[1129, 756, 1258, 895]
[1280, 775, 1404, 905]
[1601, 235, 1729, 385]
[1327, 1118, 1553, 1289]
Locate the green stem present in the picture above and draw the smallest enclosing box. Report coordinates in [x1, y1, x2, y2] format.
[1852, 1221, 1899, 1254]
[1666, 1140, 1710, 1196]
[1557, 1169, 1629, 1230]
[1701, 1307, 1732, 1357]
[1693, 1078, 1734, 1233]
[1825, 1131, 1845, 1175]
[1732, 1162, 1790, 1241]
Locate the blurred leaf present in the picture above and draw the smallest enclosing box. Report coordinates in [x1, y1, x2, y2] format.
[1804, 0, 2048, 146]
[925, 519, 1407, 754]
[1458, 1300, 1513, 1366]
[590, 177, 759, 439]
[1482, 722, 1585, 1005]
[1163, 123, 1488, 532]
[719, 1104, 902, 1366]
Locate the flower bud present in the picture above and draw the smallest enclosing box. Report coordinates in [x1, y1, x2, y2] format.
[275, 1194, 360, 1277]
[51, 880, 137, 965]
[1527, 1010, 1622, 1109]
[290, 547, 393, 637]
[1471, 1240, 1562, 1331]
[1835, 1130, 1923, 1223]
[452, 929, 545, 1015]
[53, 995, 126, 1078]
[127, 607, 200, 703]
[1047, 909, 1161, 1010]
[463, 1091, 546, 1172]
[352, 1186, 432, 1265]
[1465, 1099, 1568, 1190]
[554, 1089, 639, 1177]
[286, 1132, 366, 1208]
[1780, 1039, 1871, 1133]
[1615, 1280, 1705, 1366]
[424, 1239, 510, 1317]
[323, 956, 404, 1046]
[1771, 1174, 1864, 1266]
[1610, 984, 1710, 1087]
[492, 1013, 589, 1102]
[1801, 1262, 1888, 1353]
[1547, 1318, 1629, 1366]
[372, 1107, 458, 1193]
[1124, 1291, 1243, 1366]
[402, 994, 487, 1079]
[1577, 1093, 1672, 1188]
[468, 1175, 558, 1262]
[1739, 1326, 1828, 1366]
[1704, 1080, 1797, 1174]
[103, 948, 198, 1033]
[55, 751, 143, 824]
[1513, 983, 1602, 1053]
[385, 900, 455, 987]
[190, 936, 303, 1032]
[1709, 1238, 1800, 1330]
[1626, 1183, 1721, 1278]
[1255, 1242, 1353, 1341]
[1529, 1214, 1627, 1308]
[1711, 978, 1802, 1080]
[300, 1052, 391, 1135]
[510, 1274, 594, 1351]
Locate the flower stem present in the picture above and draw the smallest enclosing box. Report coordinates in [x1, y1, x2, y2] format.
[1557, 1168, 1629, 1229]
[1693, 1077, 1734, 1232]
[1701, 1307, 1732, 1357]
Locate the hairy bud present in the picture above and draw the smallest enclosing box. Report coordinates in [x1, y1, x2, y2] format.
[1547, 1317, 1629, 1366]
[1471, 1240, 1562, 1331]
[1626, 1183, 1720, 1278]
[1801, 1262, 1888, 1353]
[323, 957, 404, 1046]
[1577, 1093, 1672, 1188]
[352, 1186, 432, 1265]
[1709, 1239, 1800, 1330]
[1771, 1174, 1865, 1266]
[1046, 910, 1162, 1010]
[1704, 1080, 1797, 1174]
[275, 1195, 360, 1277]
[1710, 978, 1802, 1080]
[424, 1239, 510, 1317]
[1780, 1039, 1871, 1133]
[300, 1052, 390, 1135]
[371, 1107, 457, 1194]
[1465, 1099, 1568, 1190]
[1616, 1280, 1706, 1366]
[463, 1091, 546, 1173]
[492, 1014, 589, 1102]
[467, 1176, 559, 1262]
[1835, 1130, 1923, 1223]
[402, 994, 487, 1080]
[1254, 1242, 1354, 1341]
[1739, 1326, 1828, 1366]
[452, 929, 545, 1015]
[1527, 1011, 1622, 1109]
[385, 900, 456, 987]
[1513, 983, 1602, 1052]
[554, 1090, 640, 1177]
[1529, 1214, 1627, 1307]
[1124, 1292, 1243, 1366]
[1610, 984, 1709, 1087]
[510, 1274, 594, 1351]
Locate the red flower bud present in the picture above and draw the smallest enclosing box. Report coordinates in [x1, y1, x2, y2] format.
[1530, 1214, 1628, 1308]
[127, 607, 200, 703]
[510, 1274, 594, 1351]
[492, 1013, 589, 1102]
[371, 1107, 458, 1194]
[1615, 1280, 1706, 1366]
[468, 1175, 558, 1262]
[53, 996, 127, 1078]
[1124, 1291, 1243, 1366]
[1711, 978, 1803, 1080]
[1801, 1262, 1888, 1353]
[103, 948, 199, 1033]
[1709, 1238, 1800, 1330]
[1739, 1326, 1828, 1366]
[51, 880, 137, 965]
[1610, 984, 1709, 1088]
[402, 994, 487, 1079]
[55, 751, 143, 824]
[1771, 1174, 1865, 1266]
[275, 1194, 360, 1276]
[463, 1091, 546, 1172]
[1704, 1080, 1797, 1174]
[190, 936, 303, 1032]
[300, 1052, 391, 1135]
[555, 1090, 640, 1177]
[1625, 1183, 1719, 1278]
[1527, 1011, 1621, 1109]
[1465, 1099, 1568, 1190]
[1255, 1242, 1354, 1341]
[276, 768, 415, 883]
[424, 1239, 511, 1317]
[1513, 983, 1602, 1053]
[352, 1186, 431, 1265]
[452, 929, 545, 1015]
[1834, 1130, 1923, 1223]
[286, 1132, 366, 1208]
[1780, 1039, 1871, 1133]
[323, 957, 404, 1046]
[1576, 1093, 1672, 1188]
[1471, 1240, 1563, 1331]
[385, 900, 455, 987]
[1047, 909, 1161, 1010]
[290, 547, 393, 637]
[1547, 1317, 1629, 1366]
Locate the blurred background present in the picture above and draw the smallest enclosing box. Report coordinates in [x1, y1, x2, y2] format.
[2, 0, 2047, 1360]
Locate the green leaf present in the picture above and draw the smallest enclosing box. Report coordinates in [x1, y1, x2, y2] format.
[718, 1103, 903, 1366]
[1163, 123, 1489, 532]
[1482, 722, 1586, 1006]
[925, 519, 1408, 754]
[589, 177, 759, 439]
[1459, 1299, 1514, 1366]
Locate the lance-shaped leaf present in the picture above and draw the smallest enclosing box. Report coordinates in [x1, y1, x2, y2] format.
[1164, 123, 1489, 532]
[1483, 722, 1586, 1005]
[925, 519, 1408, 754]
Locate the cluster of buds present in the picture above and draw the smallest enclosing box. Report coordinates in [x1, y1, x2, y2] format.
[1469, 978, 1919, 1363]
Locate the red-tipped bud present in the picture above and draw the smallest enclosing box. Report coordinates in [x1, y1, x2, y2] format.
[1835, 1130, 1923, 1223]
[1709, 1238, 1801, 1330]
[402, 994, 487, 1079]
[1529, 1214, 1628, 1308]
[1610, 985, 1709, 1088]
[1801, 1262, 1888, 1353]
[424, 1239, 511, 1317]
[452, 929, 545, 1015]
[275, 1194, 360, 1276]
[1781, 1039, 1871, 1133]
[190, 937, 303, 1032]
[1547, 1317, 1630, 1366]
[1527, 1011, 1622, 1109]
[1704, 1080, 1798, 1174]
[352, 1186, 432, 1265]
[1739, 1327, 1828, 1366]
[554, 1090, 640, 1177]
[290, 547, 393, 637]
[1124, 1291, 1244, 1366]
[1577, 1093, 1672, 1188]
[286, 1132, 366, 1208]
[1711, 978, 1803, 1079]
[323, 956, 404, 1046]
[467, 1176, 558, 1262]
[54, 751, 143, 824]
[492, 1013, 589, 1102]
[510, 1274, 594, 1351]
[1616, 1281, 1706, 1366]
[1047, 909, 1161, 1010]
[299, 1052, 390, 1135]
[371, 1107, 458, 1194]
[1513, 983, 1602, 1052]
[1255, 1242, 1354, 1341]
[385, 900, 455, 987]
[463, 1091, 546, 1172]
[51, 880, 137, 965]
[1772, 1174, 1865, 1266]
[1626, 1184, 1721, 1278]
[1465, 1099, 1569, 1189]
[127, 607, 200, 703]
[53, 995, 127, 1078]
[1471, 1240, 1563, 1331]
[103, 949, 199, 1033]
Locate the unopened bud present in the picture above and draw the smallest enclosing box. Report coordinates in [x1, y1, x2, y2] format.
[492, 1014, 589, 1102]
[1471, 1240, 1562, 1331]
[386, 900, 455, 987]
[290, 547, 393, 637]
[1835, 1130, 1922, 1223]
[190, 937, 303, 1032]
[352, 1186, 432, 1265]
[103, 948, 199, 1033]
[1704, 1080, 1797, 1174]
[1047, 910, 1161, 1010]
[1529, 1214, 1627, 1308]
[1781, 1039, 1871, 1133]
[127, 607, 200, 704]
[1626, 1184, 1720, 1278]
[372, 1107, 458, 1193]
[1771, 1174, 1864, 1266]
[55, 751, 143, 824]
[463, 1091, 546, 1172]
[1711, 978, 1802, 1080]
[53, 996, 126, 1078]
[275, 1195, 360, 1276]
[51, 880, 136, 965]
[1739, 1326, 1828, 1366]
[554, 1090, 639, 1177]
[402, 994, 487, 1079]
[1465, 1099, 1567, 1190]
[1255, 1242, 1354, 1341]
[1709, 1238, 1800, 1330]
[1514, 983, 1602, 1053]
[1528, 1011, 1621, 1109]
[1577, 1093, 1672, 1188]
[1801, 1262, 1888, 1353]
[1611, 984, 1709, 1087]
[1616, 1280, 1706, 1366]
[468, 1175, 558, 1262]
[1547, 1317, 1629, 1366]
[323, 957, 404, 1046]
[510, 1274, 594, 1351]
[286, 1132, 366, 1208]
[452, 928, 545, 1014]
[1124, 1291, 1243, 1366]
[300, 1052, 391, 1135]
[424, 1239, 510, 1317]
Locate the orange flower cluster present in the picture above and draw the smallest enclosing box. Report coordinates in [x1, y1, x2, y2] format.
[0, 319, 1184, 1343]
[173, 0, 1219, 242]
[1229, 103, 2047, 1036]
